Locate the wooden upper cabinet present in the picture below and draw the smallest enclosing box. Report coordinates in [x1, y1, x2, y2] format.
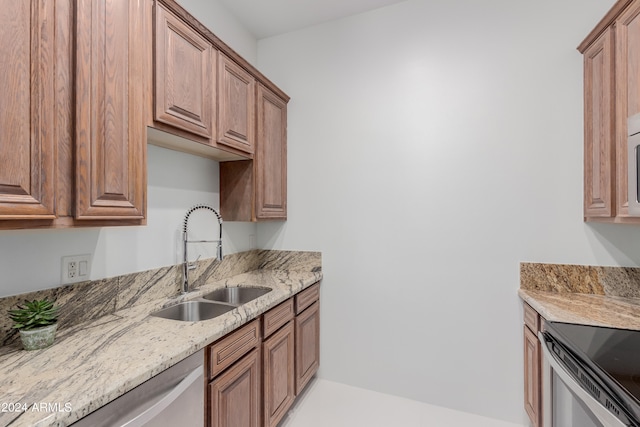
[580, 0, 640, 223]
[616, 1, 640, 217]
[154, 3, 215, 139]
[256, 84, 287, 220]
[218, 54, 256, 155]
[75, 0, 149, 220]
[583, 27, 615, 218]
[219, 86, 288, 222]
[0, 1, 56, 220]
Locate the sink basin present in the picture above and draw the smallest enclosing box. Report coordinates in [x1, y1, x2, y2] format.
[151, 301, 235, 322]
[203, 286, 272, 306]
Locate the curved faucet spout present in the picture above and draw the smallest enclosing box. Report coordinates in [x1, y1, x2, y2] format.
[182, 204, 223, 294]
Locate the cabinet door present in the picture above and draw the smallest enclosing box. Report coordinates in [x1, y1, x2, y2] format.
[154, 4, 215, 139]
[210, 348, 261, 427]
[263, 321, 295, 427]
[256, 85, 287, 220]
[295, 301, 320, 395]
[524, 325, 541, 427]
[75, 0, 148, 220]
[0, 1, 56, 219]
[584, 26, 615, 218]
[218, 54, 255, 155]
[616, 2, 640, 217]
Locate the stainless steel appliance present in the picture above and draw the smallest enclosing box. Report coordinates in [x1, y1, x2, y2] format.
[628, 113, 640, 215]
[71, 349, 204, 427]
[540, 322, 640, 426]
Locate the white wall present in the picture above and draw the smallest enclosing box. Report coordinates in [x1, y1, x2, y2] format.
[255, 0, 635, 424]
[0, 0, 258, 298]
[177, 0, 258, 64]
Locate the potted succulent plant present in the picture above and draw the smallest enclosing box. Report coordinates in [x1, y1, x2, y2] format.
[9, 299, 59, 350]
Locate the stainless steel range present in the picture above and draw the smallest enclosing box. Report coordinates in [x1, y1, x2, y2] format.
[540, 322, 640, 427]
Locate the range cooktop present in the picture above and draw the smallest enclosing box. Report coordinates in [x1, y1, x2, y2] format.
[547, 322, 640, 423]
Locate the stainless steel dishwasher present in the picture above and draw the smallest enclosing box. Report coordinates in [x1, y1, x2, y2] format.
[71, 349, 204, 427]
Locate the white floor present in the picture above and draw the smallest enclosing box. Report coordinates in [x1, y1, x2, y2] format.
[279, 379, 525, 427]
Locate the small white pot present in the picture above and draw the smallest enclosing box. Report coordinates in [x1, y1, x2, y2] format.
[19, 323, 57, 351]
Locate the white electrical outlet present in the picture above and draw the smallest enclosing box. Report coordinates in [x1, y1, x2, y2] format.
[61, 254, 92, 284]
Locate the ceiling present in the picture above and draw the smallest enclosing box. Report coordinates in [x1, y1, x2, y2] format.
[217, 0, 408, 39]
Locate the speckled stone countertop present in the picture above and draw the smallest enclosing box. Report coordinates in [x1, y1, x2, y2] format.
[0, 261, 322, 427]
[519, 262, 640, 330]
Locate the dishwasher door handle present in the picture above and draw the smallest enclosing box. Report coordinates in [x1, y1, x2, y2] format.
[121, 365, 203, 427]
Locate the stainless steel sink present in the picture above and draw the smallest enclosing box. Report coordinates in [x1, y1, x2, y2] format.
[151, 301, 235, 322]
[202, 286, 272, 306]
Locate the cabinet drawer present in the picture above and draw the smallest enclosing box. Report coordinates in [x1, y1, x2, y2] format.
[208, 318, 261, 379]
[523, 303, 540, 333]
[263, 299, 294, 338]
[295, 283, 320, 315]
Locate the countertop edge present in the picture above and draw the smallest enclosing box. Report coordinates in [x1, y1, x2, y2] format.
[518, 289, 640, 331]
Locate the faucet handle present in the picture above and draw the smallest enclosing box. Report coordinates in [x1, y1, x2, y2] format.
[188, 254, 202, 270]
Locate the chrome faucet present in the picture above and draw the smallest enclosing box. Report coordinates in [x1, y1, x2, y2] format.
[182, 204, 223, 294]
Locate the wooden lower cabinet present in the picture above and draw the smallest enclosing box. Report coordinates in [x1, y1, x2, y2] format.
[523, 303, 542, 427]
[206, 283, 321, 427]
[207, 319, 261, 427]
[295, 301, 320, 395]
[209, 348, 261, 427]
[263, 321, 295, 427]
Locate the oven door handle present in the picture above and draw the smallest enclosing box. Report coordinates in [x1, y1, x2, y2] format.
[538, 331, 627, 427]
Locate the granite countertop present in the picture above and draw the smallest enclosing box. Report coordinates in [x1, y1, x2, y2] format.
[519, 262, 640, 331]
[0, 268, 322, 427]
